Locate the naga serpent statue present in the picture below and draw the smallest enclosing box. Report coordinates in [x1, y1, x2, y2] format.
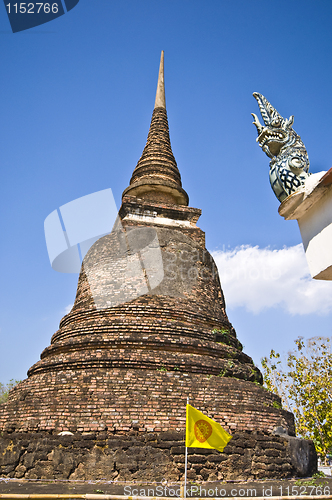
[252, 92, 310, 203]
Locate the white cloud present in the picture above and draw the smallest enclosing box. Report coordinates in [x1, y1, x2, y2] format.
[64, 304, 73, 315]
[212, 244, 332, 315]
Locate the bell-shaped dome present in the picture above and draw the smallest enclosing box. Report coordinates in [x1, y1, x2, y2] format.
[122, 51, 189, 206]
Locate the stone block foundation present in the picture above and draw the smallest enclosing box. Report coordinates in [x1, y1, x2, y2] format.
[0, 430, 316, 481]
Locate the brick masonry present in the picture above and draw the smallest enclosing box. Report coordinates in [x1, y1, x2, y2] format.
[0, 208, 316, 478]
[0, 370, 292, 435]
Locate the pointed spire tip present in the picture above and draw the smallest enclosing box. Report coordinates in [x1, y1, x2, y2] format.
[154, 50, 166, 109]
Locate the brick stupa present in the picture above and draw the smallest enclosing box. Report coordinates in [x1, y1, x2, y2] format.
[0, 53, 316, 481]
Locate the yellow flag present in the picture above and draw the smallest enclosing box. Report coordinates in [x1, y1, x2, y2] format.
[185, 404, 232, 452]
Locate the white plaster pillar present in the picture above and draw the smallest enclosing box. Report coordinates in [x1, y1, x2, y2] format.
[279, 168, 332, 280]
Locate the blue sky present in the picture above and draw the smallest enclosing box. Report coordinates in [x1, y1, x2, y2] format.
[1, 0, 332, 382]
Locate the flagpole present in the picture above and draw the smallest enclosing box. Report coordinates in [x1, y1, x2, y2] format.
[184, 396, 189, 500]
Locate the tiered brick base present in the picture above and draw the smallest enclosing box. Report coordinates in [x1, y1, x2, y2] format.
[0, 371, 316, 479]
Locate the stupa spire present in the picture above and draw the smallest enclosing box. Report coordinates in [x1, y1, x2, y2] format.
[154, 50, 166, 109]
[122, 51, 189, 206]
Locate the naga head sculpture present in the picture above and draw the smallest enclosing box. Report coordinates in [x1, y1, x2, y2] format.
[252, 92, 310, 202]
[252, 92, 294, 159]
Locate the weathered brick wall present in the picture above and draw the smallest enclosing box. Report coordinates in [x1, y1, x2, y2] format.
[0, 370, 293, 434]
[70, 224, 222, 317]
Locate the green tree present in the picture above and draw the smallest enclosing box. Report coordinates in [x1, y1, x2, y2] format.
[261, 337, 332, 465]
[0, 379, 21, 404]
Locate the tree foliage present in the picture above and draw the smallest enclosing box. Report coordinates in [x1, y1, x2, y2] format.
[0, 379, 21, 405]
[261, 337, 332, 464]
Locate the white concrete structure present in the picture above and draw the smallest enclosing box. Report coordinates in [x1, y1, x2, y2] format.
[279, 167, 332, 280]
